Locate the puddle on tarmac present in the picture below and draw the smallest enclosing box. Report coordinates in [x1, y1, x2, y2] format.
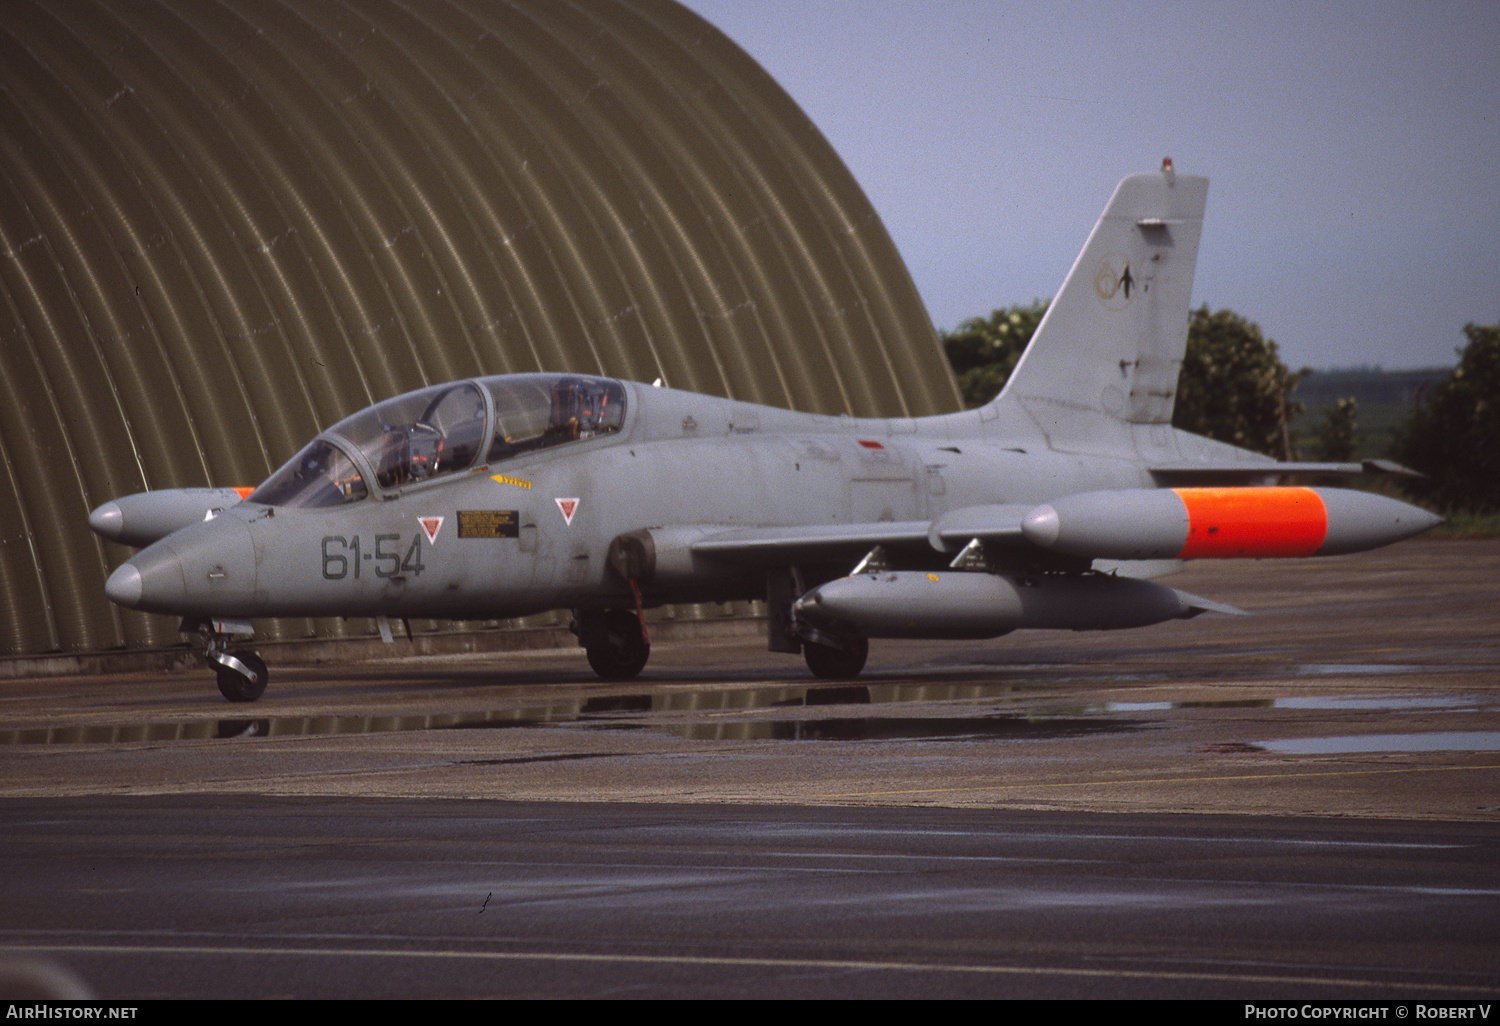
[1273, 695, 1496, 711]
[0, 682, 1124, 745]
[1294, 664, 1422, 677]
[655, 716, 1139, 743]
[1259, 732, 1500, 754]
[1087, 694, 1500, 715]
[3, 680, 1494, 746]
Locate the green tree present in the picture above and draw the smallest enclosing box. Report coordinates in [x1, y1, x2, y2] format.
[1308, 397, 1359, 462]
[1393, 322, 1500, 514]
[940, 301, 1047, 408]
[1172, 306, 1301, 459]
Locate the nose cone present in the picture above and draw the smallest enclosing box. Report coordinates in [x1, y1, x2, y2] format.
[89, 501, 125, 541]
[101, 516, 257, 615]
[1407, 505, 1445, 537]
[104, 562, 142, 606]
[104, 540, 186, 612]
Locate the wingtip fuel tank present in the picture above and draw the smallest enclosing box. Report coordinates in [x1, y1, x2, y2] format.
[1021, 487, 1442, 561]
[88, 487, 252, 548]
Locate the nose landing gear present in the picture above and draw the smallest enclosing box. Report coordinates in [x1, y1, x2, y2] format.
[212, 649, 268, 702]
[187, 618, 268, 702]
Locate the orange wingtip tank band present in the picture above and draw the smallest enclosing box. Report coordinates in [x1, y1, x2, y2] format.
[1173, 487, 1328, 559]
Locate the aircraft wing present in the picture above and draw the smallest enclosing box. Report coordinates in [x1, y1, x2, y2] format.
[687, 506, 1183, 580]
[688, 520, 938, 563]
[1149, 458, 1422, 486]
[690, 504, 1035, 563]
[685, 475, 1438, 582]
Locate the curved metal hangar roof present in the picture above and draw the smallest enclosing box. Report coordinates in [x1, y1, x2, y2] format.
[0, 0, 958, 655]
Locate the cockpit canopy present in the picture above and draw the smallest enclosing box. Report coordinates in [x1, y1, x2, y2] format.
[248, 374, 627, 508]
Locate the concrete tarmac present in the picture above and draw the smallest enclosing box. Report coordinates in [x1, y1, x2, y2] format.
[4, 796, 1497, 999]
[2, 539, 1498, 998]
[1, 539, 1497, 818]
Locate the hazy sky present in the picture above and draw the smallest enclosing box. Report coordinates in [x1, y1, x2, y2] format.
[683, 0, 1499, 370]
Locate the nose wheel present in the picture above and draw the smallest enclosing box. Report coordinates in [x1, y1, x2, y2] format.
[213, 650, 268, 702]
[188, 618, 268, 702]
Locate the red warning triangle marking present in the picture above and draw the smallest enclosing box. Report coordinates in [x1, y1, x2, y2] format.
[555, 498, 579, 525]
[419, 516, 444, 544]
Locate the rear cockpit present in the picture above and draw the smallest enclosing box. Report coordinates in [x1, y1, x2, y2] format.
[247, 374, 627, 508]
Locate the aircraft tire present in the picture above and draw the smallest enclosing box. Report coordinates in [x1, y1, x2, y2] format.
[803, 636, 868, 679]
[584, 609, 650, 680]
[216, 651, 268, 702]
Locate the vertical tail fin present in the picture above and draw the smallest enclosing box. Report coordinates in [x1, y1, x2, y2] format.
[991, 164, 1208, 453]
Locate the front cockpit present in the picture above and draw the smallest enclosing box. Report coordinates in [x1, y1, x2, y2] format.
[247, 374, 627, 508]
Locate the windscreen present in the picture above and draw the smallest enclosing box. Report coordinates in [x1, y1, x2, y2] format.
[247, 439, 368, 508]
[334, 381, 487, 490]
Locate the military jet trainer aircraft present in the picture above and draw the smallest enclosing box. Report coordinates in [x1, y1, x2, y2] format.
[92, 164, 1440, 701]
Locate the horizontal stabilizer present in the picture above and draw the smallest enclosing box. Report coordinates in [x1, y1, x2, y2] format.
[1170, 589, 1247, 617]
[1093, 559, 1185, 579]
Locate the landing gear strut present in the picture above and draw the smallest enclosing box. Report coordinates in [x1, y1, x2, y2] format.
[573, 607, 650, 680]
[187, 618, 267, 702]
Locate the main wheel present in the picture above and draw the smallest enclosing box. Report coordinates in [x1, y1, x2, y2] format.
[584, 609, 650, 680]
[803, 636, 868, 679]
[215, 650, 268, 702]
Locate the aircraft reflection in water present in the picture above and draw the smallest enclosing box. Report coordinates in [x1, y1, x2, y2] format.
[92, 164, 1440, 701]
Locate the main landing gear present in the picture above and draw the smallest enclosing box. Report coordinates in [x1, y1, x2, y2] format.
[573, 607, 651, 680]
[767, 567, 870, 680]
[187, 618, 268, 702]
[801, 634, 869, 680]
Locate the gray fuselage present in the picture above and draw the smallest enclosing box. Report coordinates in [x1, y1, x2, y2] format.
[113, 377, 1174, 621]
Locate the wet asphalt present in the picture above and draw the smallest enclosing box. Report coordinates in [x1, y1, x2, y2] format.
[1, 538, 1497, 997]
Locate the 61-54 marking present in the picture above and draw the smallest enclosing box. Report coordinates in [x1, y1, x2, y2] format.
[321, 533, 426, 580]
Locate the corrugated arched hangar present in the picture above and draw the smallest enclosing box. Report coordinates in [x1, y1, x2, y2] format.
[0, 0, 960, 657]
